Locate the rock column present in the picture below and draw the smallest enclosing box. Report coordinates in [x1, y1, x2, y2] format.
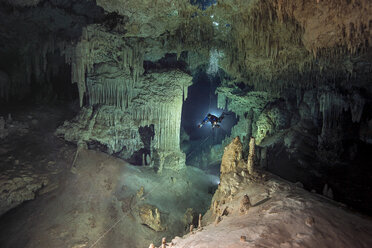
[247, 137, 255, 175]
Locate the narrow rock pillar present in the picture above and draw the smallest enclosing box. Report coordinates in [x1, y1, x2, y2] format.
[247, 137, 255, 175]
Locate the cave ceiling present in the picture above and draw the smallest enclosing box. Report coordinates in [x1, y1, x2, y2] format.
[0, 0, 371, 92]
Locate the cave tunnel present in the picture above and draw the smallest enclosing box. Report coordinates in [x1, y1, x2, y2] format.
[181, 68, 237, 172]
[0, 1, 372, 248]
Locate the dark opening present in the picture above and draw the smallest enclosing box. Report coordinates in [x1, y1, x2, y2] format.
[181, 69, 237, 170]
[143, 53, 188, 74]
[190, 0, 218, 10]
[127, 125, 155, 166]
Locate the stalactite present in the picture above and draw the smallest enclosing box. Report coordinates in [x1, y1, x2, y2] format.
[318, 90, 363, 130]
[62, 36, 92, 107]
[217, 93, 227, 109]
[0, 34, 66, 101]
[349, 91, 365, 123]
[60, 27, 146, 108]
[121, 43, 144, 85]
[87, 78, 133, 109]
[183, 85, 188, 101]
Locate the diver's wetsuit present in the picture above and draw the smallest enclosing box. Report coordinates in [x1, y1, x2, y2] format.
[198, 113, 225, 128]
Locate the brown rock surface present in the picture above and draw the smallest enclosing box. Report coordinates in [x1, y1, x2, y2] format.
[220, 137, 246, 174]
[0, 169, 49, 216]
[138, 204, 166, 232]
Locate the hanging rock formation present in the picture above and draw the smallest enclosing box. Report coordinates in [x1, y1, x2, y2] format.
[57, 69, 192, 170]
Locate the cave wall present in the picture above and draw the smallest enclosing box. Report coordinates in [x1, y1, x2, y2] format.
[215, 83, 372, 212]
[55, 25, 193, 170]
[0, 0, 371, 177]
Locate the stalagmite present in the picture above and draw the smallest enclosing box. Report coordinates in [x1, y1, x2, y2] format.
[190, 224, 194, 233]
[239, 194, 251, 214]
[198, 213, 202, 230]
[247, 137, 255, 175]
[161, 237, 166, 248]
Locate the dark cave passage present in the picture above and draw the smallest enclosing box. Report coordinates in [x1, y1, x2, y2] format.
[190, 0, 217, 10]
[0, 51, 79, 109]
[181, 69, 237, 171]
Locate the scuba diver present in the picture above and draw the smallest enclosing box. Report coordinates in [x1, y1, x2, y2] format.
[198, 112, 225, 129]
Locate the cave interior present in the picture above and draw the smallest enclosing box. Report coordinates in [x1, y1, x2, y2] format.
[0, 0, 371, 247]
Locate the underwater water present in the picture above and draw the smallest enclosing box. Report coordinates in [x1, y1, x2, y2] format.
[190, 0, 217, 10]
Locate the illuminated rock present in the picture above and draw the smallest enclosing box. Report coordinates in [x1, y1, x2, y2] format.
[57, 69, 192, 169]
[138, 204, 166, 232]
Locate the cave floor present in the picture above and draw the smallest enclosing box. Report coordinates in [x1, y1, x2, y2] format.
[0, 149, 217, 248]
[0, 105, 77, 215]
[0, 105, 218, 248]
[1, 106, 371, 248]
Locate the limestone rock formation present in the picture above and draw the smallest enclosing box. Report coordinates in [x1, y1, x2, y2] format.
[0, 169, 49, 216]
[138, 204, 166, 232]
[214, 79, 371, 211]
[216, 87, 276, 116]
[0, 0, 370, 103]
[239, 194, 251, 214]
[56, 106, 144, 158]
[170, 169, 372, 248]
[169, 136, 372, 248]
[208, 136, 263, 224]
[247, 137, 256, 175]
[255, 100, 291, 144]
[220, 137, 245, 175]
[182, 208, 197, 231]
[57, 69, 192, 169]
